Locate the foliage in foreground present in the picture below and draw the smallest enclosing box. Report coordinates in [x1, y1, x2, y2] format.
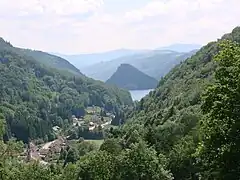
[0, 123, 172, 180]
[198, 40, 240, 179]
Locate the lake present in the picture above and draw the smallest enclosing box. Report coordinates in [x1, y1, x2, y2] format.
[129, 89, 153, 101]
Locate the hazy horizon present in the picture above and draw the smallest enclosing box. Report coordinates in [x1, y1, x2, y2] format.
[0, 0, 239, 54]
[50, 43, 202, 55]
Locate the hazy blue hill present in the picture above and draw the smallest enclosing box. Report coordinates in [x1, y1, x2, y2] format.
[106, 63, 158, 90]
[52, 44, 200, 70]
[81, 50, 197, 81]
[159, 43, 202, 52]
[53, 49, 150, 68]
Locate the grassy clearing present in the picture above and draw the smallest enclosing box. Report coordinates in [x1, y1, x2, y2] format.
[85, 139, 104, 148]
[103, 116, 111, 122]
[86, 106, 101, 114]
[104, 124, 118, 129]
[68, 139, 104, 149]
[83, 114, 93, 123]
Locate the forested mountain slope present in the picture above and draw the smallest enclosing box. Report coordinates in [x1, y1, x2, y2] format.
[106, 63, 158, 90]
[120, 26, 240, 179]
[129, 27, 240, 129]
[0, 38, 82, 76]
[0, 38, 132, 143]
[19, 49, 83, 76]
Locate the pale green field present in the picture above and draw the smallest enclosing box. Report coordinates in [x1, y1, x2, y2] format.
[86, 106, 101, 114]
[103, 116, 111, 122]
[83, 114, 93, 123]
[84, 113, 110, 123]
[85, 139, 104, 148]
[68, 139, 104, 149]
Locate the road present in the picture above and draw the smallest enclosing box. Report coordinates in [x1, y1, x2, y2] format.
[42, 140, 56, 149]
[101, 120, 112, 128]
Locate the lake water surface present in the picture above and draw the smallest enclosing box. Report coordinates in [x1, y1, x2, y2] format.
[129, 89, 153, 101]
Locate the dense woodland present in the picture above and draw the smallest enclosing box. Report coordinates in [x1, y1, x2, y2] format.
[0, 39, 132, 143]
[1, 27, 240, 180]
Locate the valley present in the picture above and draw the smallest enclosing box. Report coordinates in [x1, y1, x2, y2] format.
[1, 27, 240, 179]
[0, 2, 239, 179]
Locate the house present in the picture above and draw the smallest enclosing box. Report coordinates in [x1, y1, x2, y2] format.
[89, 122, 96, 131]
[52, 126, 60, 132]
[73, 118, 78, 123]
[89, 126, 96, 131]
[39, 148, 49, 156]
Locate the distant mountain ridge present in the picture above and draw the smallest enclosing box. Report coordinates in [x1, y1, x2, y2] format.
[52, 49, 150, 68]
[0, 38, 82, 76]
[81, 50, 197, 81]
[106, 63, 158, 90]
[20, 49, 83, 76]
[159, 43, 202, 52]
[51, 43, 201, 70]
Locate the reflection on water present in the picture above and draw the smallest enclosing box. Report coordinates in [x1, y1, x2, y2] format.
[129, 89, 153, 101]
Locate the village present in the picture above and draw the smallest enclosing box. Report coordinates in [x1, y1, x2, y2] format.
[21, 106, 115, 164]
[71, 106, 115, 131]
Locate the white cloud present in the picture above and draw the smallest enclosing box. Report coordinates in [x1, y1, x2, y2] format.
[0, 0, 239, 53]
[125, 1, 168, 22]
[0, 0, 103, 16]
[123, 0, 240, 47]
[124, 0, 228, 22]
[42, 0, 103, 15]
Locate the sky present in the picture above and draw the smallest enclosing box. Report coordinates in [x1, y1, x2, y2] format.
[0, 0, 239, 54]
